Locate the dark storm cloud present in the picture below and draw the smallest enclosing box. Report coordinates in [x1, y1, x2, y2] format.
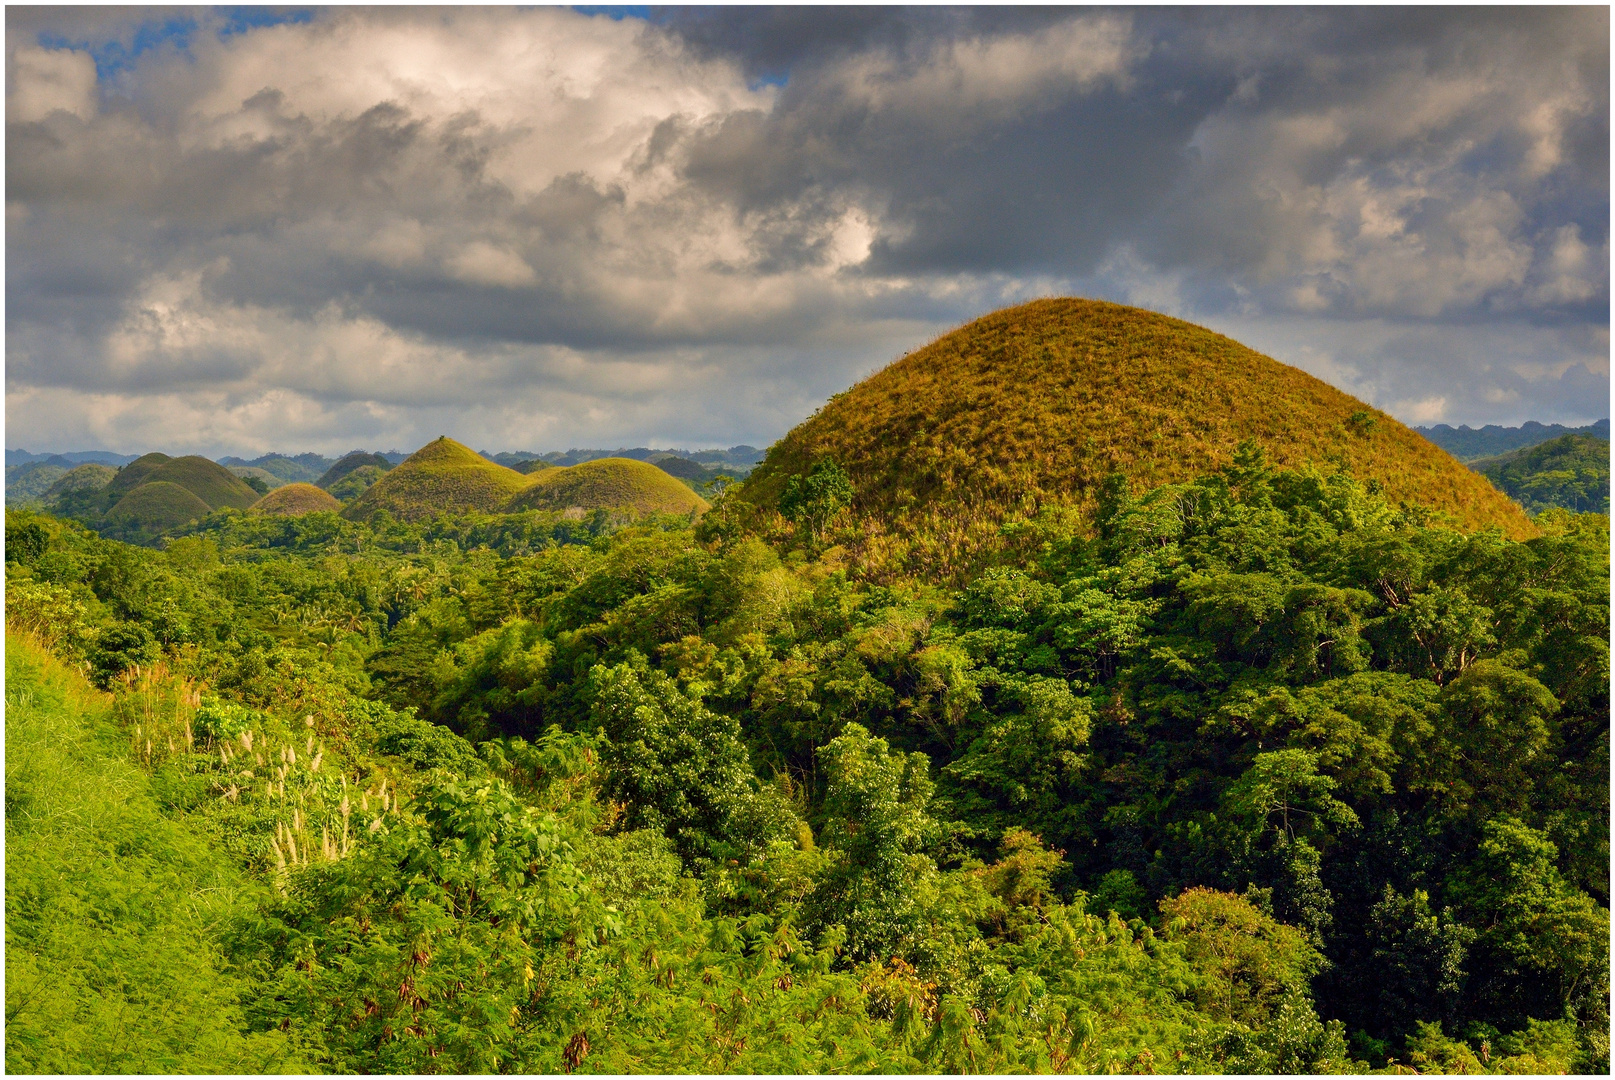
[6, 6, 1607, 456]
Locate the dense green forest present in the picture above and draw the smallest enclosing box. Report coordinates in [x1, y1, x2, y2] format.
[5, 443, 1607, 1074]
[1472, 435, 1610, 516]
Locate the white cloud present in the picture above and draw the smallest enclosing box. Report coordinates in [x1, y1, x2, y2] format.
[7, 45, 97, 122]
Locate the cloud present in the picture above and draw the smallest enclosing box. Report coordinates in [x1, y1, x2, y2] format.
[5, 7, 1607, 455]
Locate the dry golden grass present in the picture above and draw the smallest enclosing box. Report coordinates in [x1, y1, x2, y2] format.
[742, 298, 1534, 578]
[249, 483, 343, 516]
[506, 457, 709, 516]
[341, 437, 530, 522]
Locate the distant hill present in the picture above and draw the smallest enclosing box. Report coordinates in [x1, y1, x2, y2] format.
[218, 453, 331, 484]
[5, 463, 67, 505]
[104, 453, 175, 501]
[227, 466, 288, 491]
[105, 481, 214, 538]
[44, 463, 116, 499]
[250, 483, 343, 516]
[1417, 419, 1609, 462]
[6, 449, 139, 468]
[740, 298, 1534, 581]
[342, 438, 529, 522]
[1473, 434, 1610, 515]
[507, 457, 709, 517]
[139, 457, 260, 512]
[539, 445, 765, 475]
[316, 451, 394, 490]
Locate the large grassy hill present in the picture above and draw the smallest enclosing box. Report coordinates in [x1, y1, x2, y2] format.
[44, 463, 115, 499]
[249, 482, 342, 517]
[316, 451, 393, 490]
[507, 457, 709, 516]
[740, 298, 1534, 578]
[104, 453, 173, 500]
[341, 438, 528, 522]
[142, 457, 261, 511]
[105, 482, 214, 539]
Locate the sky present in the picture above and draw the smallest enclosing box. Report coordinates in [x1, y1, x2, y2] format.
[6, 5, 1609, 457]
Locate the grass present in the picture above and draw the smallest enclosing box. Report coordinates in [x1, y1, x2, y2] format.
[3, 632, 303, 1073]
[741, 298, 1535, 579]
[249, 482, 342, 516]
[104, 452, 174, 500]
[142, 457, 261, 511]
[315, 451, 393, 490]
[507, 456, 710, 516]
[44, 463, 116, 498]
[106, 481, 214, 535]
[341, 437, 530, 522]
[228, 466, 288, 490]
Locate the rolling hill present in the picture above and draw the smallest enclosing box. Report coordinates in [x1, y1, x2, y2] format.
[138, 457, 261, 512]
[104, 453, 173, 501]
[1473, 434, 1610, 515]
[105, 482, 214, 536]
[341, 438, 529, 522]
[506, 457, 709, 516]
[249, 483, 343, 516]
[740, 298, 1535, 579]
[44, 463, 116, 499]
[316, 451, 393, 490]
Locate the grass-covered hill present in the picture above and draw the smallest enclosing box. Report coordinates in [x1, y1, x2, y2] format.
[105, 481, 214, 536]
[4, 463, 67, 505]
[104, 452, 174, 501]
[507, 457, 709, 516]
[139, 457, 261, 512]
[1419, 418, 1610, 462]
[740, 298, 1534, 578]
[316, 451, 393, 490]
[1474, 434, 1610, 515]
[341, 438, 529, 522]
[44, 463, 115, 499]
[249, 483, 342, 517]
[228, 466, 287, 491]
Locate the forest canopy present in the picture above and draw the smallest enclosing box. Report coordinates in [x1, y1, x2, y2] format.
[4, 442, 1608, 1074]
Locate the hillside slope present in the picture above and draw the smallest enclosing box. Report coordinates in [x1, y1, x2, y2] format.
[741, 298, 1534, 577]
[4, 635, 300, 1072]
[141, 457, 261, 511]
[1474, 434, 1610, 514]
[104, 453, 174, 501]
[249, 483, 342, 516]
[342, 437, 528, 522]
[507, 457, 709, 516]
[44, 463, 116, 499]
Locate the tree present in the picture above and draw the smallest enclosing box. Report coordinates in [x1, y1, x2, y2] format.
[780, 457, 854, 541]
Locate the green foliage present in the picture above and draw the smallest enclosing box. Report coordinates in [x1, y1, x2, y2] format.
[779, 456, 854, 541]
[5, 636, 303, 1073]
[3, 427, 1606, 1074]
[1475, 432, 1610, 514]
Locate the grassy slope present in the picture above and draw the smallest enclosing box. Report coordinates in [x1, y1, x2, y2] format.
[5, 464, 67, 504]
[508, 456, 710, 515]
[743, 298, 1534, 577]
[341, 437, 529, 522]
[105, 452, 174, 500]
[315, 451, 393, 490]
[249, 482, 342, 516]
[1473, 434, 1611, 514]
[229, 465, 289, 490]
[106, 481, 214, 533]
[44, 462, 116, 498]
[144, 456, 262, 511]
[4, 634, 301, 1073]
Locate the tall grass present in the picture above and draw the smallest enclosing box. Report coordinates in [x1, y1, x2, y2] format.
[4, 633, 303, 1073]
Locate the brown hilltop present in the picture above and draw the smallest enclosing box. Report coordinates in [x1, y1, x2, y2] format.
[741, 298, 1534, 579]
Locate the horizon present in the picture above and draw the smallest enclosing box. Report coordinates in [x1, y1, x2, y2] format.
[7, 7, 1609, 456]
